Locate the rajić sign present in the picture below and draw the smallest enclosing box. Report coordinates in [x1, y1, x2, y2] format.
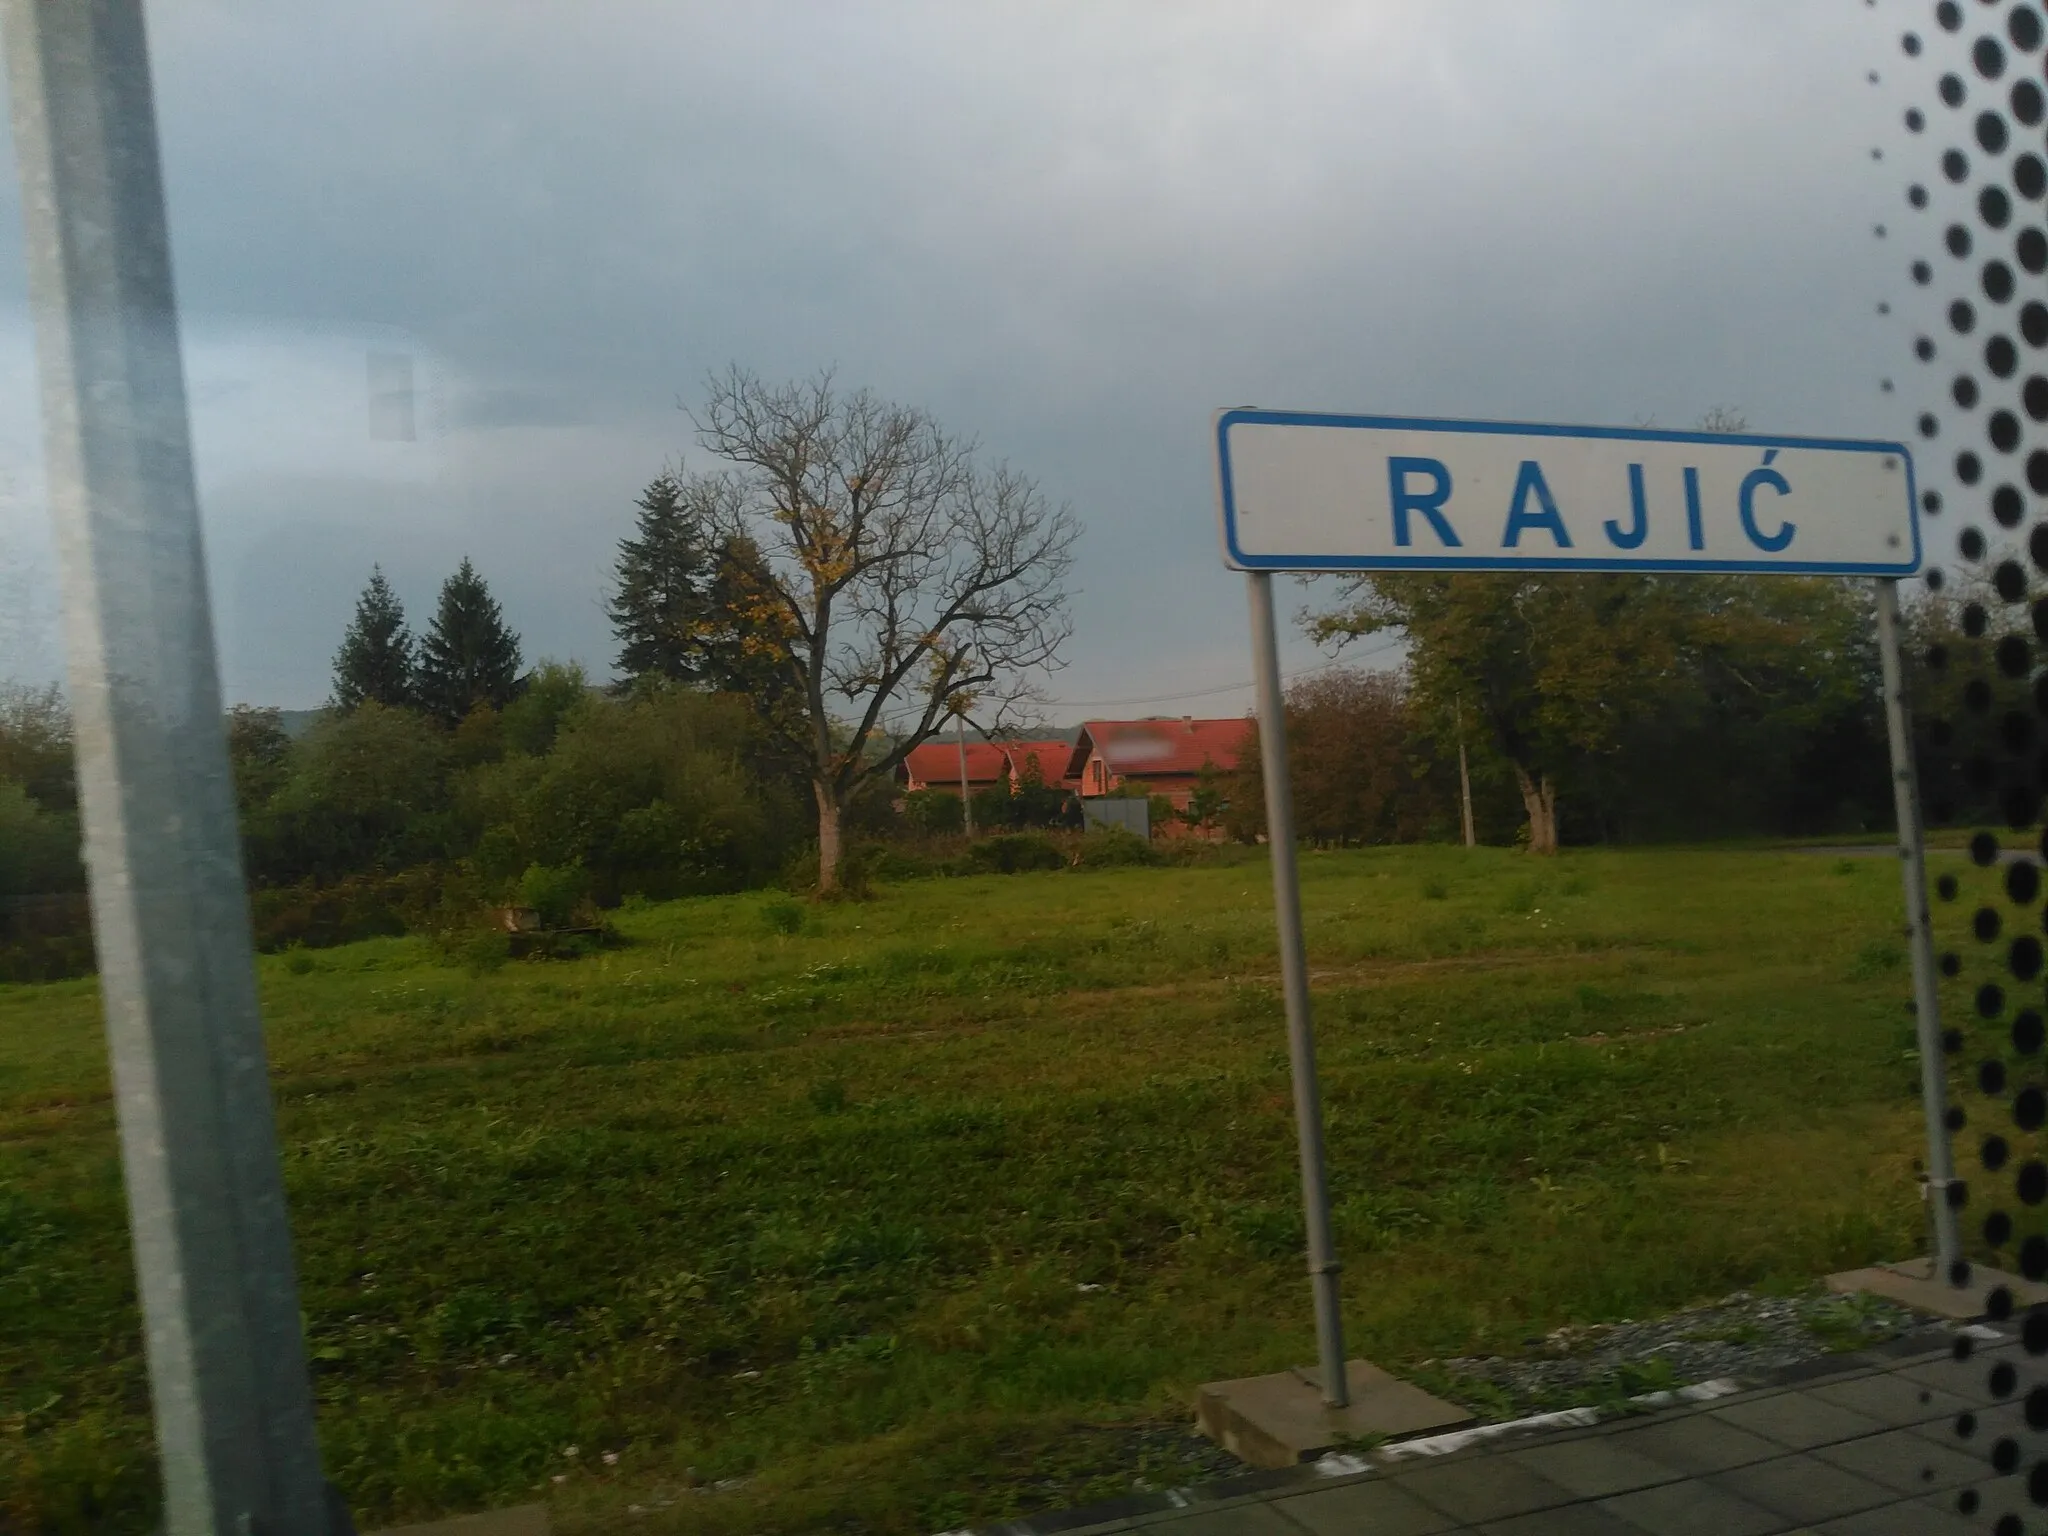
[1215, 409, 1921, 577]
[1213, 404, 1946, 1422]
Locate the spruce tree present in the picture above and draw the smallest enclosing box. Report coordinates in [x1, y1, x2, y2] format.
[609, 473, 713, 684]
[332, 566, 416, 710]
[416, 558, 523, 723]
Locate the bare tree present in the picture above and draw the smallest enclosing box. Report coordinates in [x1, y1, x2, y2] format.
[688, 368, 1079, 890]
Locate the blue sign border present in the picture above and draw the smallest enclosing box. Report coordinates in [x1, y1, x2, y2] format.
[1215, 409, 1922, 576]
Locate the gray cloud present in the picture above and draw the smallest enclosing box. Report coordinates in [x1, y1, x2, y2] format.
[0, 1, 1929, 709]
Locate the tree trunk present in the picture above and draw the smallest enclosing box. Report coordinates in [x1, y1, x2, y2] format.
[815, 781, 843, 893]
[1511, 762, 1559, 855]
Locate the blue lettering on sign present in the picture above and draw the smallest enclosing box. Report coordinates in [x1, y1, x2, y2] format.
[1501, 460, 1572, 548]
[1604, 464, 1651, 549]
[1739, 450, 1795, 552]
[1683, 468, 1704, 551]
[1387, 457, 1461, 547]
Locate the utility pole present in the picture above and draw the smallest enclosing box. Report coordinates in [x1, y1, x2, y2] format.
[0, 2, 349, 1531]
[1456, 698, 1476, 849]
[955, 710, 976, 836]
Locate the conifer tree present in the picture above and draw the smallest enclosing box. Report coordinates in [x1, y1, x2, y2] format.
[331, 566, 416, 710]
[609, 473, 713, 684]
[416, 558, 523, 723]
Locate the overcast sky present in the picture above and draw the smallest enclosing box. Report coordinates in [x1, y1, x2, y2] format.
[0, 2, 1941, 714]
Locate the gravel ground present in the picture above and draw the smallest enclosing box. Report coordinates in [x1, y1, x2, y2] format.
[1423, 1288, 1928, 1419]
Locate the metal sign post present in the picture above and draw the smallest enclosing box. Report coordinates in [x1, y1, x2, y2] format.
[1247, 571, 1349, 1407]
[1874, 578, 1963, 1277]
[1, 4, 346, 1533]
[1216, 408, 1942, 1389]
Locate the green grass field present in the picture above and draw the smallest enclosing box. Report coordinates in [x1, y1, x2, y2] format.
[0, 846, 1952, 1534]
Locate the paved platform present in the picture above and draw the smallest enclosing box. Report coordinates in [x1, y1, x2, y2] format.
[955, 1329, 2031, 1536]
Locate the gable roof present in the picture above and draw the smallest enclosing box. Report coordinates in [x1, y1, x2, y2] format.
[1079, 717, 1254, 779]
[900, 739, 1009, 787]
[1004, 739, 1082, 786]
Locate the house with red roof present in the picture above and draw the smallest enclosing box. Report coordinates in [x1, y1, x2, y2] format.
[896, 721, 1249, 834]
[898, 736, 1083, 799]
[899, 738, 1011, 797]
[1073, 717, 1254, 834]
[1004, 739, 1081, 792]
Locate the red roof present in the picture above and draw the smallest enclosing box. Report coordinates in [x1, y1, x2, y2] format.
[1005, 739, 1082, 787]
[900, 739, 1009, 790]
[1079, 717, 1254, 780]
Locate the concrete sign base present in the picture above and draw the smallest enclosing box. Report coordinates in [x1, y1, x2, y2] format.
[1195, 1359, 1472, 1470]
[1827, 1256, 2048, 1321]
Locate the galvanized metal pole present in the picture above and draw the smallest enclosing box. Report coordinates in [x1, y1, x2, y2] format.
[1874, 578, 1963, 1278]
[1247, 572, 1348, 1406]
[956, 711, 975, 836]
[1456, 699, 1476, 850]
[0, 4, 346, 1533]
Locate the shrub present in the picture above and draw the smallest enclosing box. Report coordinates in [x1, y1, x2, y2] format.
[465, 689, 791, 902]
[762, 895, 806, 935]
[249, 876, 408, 951]
[245, 703, 454, 883]
[516, 862, 588, 929]
[1073, 829, 1161, 869]
[902, 789, 964, 836]
[965, 834, 1066, 874]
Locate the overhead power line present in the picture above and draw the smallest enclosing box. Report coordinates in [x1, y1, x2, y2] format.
[1039, 636, 1402, 711]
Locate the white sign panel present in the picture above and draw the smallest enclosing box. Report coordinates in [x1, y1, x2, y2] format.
[1215, 410, 1920, 576]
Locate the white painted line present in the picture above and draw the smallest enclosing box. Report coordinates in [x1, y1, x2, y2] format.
[1377, 1378, 1746, 1462]
[1311, 1452, 1372, 1477]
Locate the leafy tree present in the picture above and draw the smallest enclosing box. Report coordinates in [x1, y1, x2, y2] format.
[1309, 575, 1878, 850]
[0, 681, 74, 812]
[1181, 760, 1230, 834]
[331, 566, 417, 710]
[244, 703, 454, 881]
[902, 788, 965, 835]
[678, 368, 1079, 891]
[1228, 676, 1417, 845]
[465, 689, 788, 901]
[225, 705, 293, 812]
[500, 661, 591, 757]
[0, 780, 81, 901]
[1008, 756, 1077, 830]
[1905, 572, 2035, 829]
[417, 558, 523, 724]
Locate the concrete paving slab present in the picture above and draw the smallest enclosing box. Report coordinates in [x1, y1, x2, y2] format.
[1471, 1504, 1644, 1536]
[1905, 1401, 2018, 1464]
[1497, 1436, 1681, 1498]
[965, 1335, 2020, 1536]
[1593, 1479, 1793, 1536]
[368, 1508, 550, 1536]
[1705, 1392, 1887, 1450]
[1707, 1454, 1895, 1524]
[1810, 1494, 1983, 1535]
[1605, 1413, 1785, 1475]
[1131, 1502, 1300, 1536]
[1826, 1257, 2048, 1319]
[1195, 1361, 1471, 1470]
[1808, 1425, 1985, 1494]
[1803, 1370, 1975, 1427]
[1388, 1457, 1574, 1526]
[1271, 1478, 1459, 1536]
[1891, 1351, 2007, 1393]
